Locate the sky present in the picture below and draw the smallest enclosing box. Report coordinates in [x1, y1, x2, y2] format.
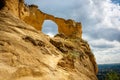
[25, 0, 120, 64]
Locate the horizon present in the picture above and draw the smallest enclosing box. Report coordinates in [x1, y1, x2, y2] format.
[25, 0, 120, 64]
[98, 62, 120, 65]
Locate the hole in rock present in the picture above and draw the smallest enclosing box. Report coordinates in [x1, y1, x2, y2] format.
[42, 20, 58, 37]
[0, 0, 5, 10]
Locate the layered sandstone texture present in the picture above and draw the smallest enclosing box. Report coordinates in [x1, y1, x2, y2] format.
[1, 0, 82, 38]
[0, 0, 98, 80]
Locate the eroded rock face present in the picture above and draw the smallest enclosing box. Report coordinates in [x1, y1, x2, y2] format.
[0, 0, 98, 80]
[1, 0, 82, 38]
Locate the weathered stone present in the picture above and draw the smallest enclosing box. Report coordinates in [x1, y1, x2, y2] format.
[1, 0, 82, 38]
[0, 0, 98, 80]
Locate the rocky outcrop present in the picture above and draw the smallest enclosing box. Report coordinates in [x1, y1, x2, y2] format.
[0, 0, 98, 80]
[0, 0, 82, 38]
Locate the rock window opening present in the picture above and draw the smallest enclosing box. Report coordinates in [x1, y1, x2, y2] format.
[42, 20, 58, 37]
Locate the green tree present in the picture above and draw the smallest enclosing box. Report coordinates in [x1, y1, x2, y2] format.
[105, 71, 119, 80]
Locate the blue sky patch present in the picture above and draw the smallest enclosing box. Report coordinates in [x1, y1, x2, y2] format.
[111, 0, 120, 5]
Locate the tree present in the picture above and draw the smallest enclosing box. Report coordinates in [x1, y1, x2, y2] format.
[105, 71, 119, 80]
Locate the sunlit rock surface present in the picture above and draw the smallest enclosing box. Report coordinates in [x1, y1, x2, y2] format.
[0, 0, 98, 80]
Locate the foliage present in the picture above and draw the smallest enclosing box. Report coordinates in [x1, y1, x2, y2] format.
[70, 51, 80, 59]
[105, 71, 120, 80]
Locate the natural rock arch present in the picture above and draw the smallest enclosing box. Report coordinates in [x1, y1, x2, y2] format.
[44, 14, 82, 38]
[17, 4, 82, 38]
[2, 0, 82, 38]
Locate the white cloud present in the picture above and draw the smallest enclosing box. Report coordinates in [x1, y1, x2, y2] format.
[89, 39, 120, 64]
[90, 39, 120, 48]
[94, 0, 120, 30]
[46, 32, 54, 37]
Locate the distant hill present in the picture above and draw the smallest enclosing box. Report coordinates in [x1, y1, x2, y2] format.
[97, 63, 120, 80]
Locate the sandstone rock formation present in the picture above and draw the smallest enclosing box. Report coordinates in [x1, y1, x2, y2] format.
[1, 0, 82, 38]
[0, 0, 98, 80]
